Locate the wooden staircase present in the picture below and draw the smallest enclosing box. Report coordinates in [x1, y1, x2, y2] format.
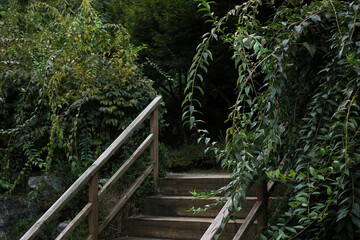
[119, 173, 258, 240]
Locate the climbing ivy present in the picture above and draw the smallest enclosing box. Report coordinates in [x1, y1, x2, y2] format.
[0, 0, 156, 193]
[183, 0, 360, 239]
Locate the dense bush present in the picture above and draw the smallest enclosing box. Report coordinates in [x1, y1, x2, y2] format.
[0, 0, 156, 193]
[184, 0, 360, 239]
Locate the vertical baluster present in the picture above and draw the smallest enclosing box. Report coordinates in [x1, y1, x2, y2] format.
[150, 107, 159, 187]
[256, 180, 268, 236]
[89, 173, 99, 240]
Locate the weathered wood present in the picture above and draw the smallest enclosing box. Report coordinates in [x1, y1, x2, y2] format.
[267, 180, 275, 193]
[20, 96, 162, 240]
[255, 181, 267, 235]
[126, 216, 244, 240]
[98, 134, 154, 199]
[99, 164, 154, 233]
[150, 108, 159, 186]
[55, 203, 93, 240]
[233, 201, 262, 240]
[143, 196, 257, 218]
[158, 173, 232, 196]
[200, 197, 232, 240]
[89, 173, 99, 240]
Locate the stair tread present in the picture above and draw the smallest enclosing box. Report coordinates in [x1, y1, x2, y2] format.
[128, 215, 245, 224]
[162, 173, 231, 179]
[117, 238, 173, 240]
[123, 172, 258, 240]
[147, 195, 257, 200]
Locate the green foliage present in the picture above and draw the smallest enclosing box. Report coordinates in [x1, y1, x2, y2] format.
[11, 214, 59, 240]
[0, 0, 156, 193]
[95, 0, 240, 144]
[118, 0, 205, 143]
[167, 143, 217, 170]
[183, 0, 360, 239]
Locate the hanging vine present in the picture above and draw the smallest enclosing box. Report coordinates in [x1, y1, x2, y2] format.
[183, 0, 360, 239]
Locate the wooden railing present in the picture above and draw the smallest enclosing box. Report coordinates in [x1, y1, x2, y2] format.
[201, 180, 276, 240]
[20, 96, 163, 240]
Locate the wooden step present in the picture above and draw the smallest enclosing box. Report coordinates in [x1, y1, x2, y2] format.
[125, 216, 254, 240]
[143, 196, 257, 218]
[116, 237, 172, 240]
[158, 173, 232, 196]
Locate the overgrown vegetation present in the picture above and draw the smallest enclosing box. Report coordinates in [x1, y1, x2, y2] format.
[0, 0, 164, 238]
[0, 0, 156, 193]
[183, 0, 360, 239]
[94, 0, 241, 144]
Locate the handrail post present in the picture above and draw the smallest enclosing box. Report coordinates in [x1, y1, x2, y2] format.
[89, 173, 99, 240]
[150, 107, 159, 187]
[256, 180, 268, 235]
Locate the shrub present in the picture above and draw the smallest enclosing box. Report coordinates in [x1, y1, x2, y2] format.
[0, 0, 156, 193]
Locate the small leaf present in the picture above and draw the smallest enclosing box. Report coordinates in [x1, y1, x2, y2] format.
[352, 216, 360, 228]
[245, 86, 250, 96]
[290, 169, 296, 178]
[310, 167, 317, 177]
[336, 209, 349, 222]
[304, 144, 310, 152]
[295, 25, 302, 33]
[189, 105, 194, 115]
[275, 168, 280, 178]
[309, 45, 316, 57]
[285, 226, 297, 233]
[190, 116, 195, 126]
[353, 203, 360, 218]
[303, 42, 310, 51]
[310, 15, 321, 22]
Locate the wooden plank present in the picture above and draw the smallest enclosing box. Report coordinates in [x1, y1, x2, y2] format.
[20, 96, 162, 240]
[200, 197, 232, 240]
[233, 201, 262, 240]
[256, 181, 267, 235]
[55, 203, 93, 240]
[126, 216, 244, 240]
[143, 196, 257, 218]
[98, 134, 154, 199]
[98, 164, 154, 233]
[89, 173, 99, 240]
[267, 181, 275, 193]
[150, 108, 159, 186]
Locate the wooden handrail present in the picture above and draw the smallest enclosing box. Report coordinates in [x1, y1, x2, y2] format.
[21, 96, 162, 240]
[232, 181, 275, 240]
[200, 180, 276, 240]
[200, 197, 233, 240]
[202, 157, 287, 240]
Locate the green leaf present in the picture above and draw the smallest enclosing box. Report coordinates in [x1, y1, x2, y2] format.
[285, 226, 297, 233]
[275, 168, 280, 178]
[352, 216, 360, 228]
[304, 144, 310, 152]
[189, 105, 194, 115]
[190, 116, 195, 126]
[290, 169, 296, 178]
[353, 203, 360, 218]
[309, 44, 316, 57]
[303, 42, 310, 51]
[310, 167, 317, 177]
